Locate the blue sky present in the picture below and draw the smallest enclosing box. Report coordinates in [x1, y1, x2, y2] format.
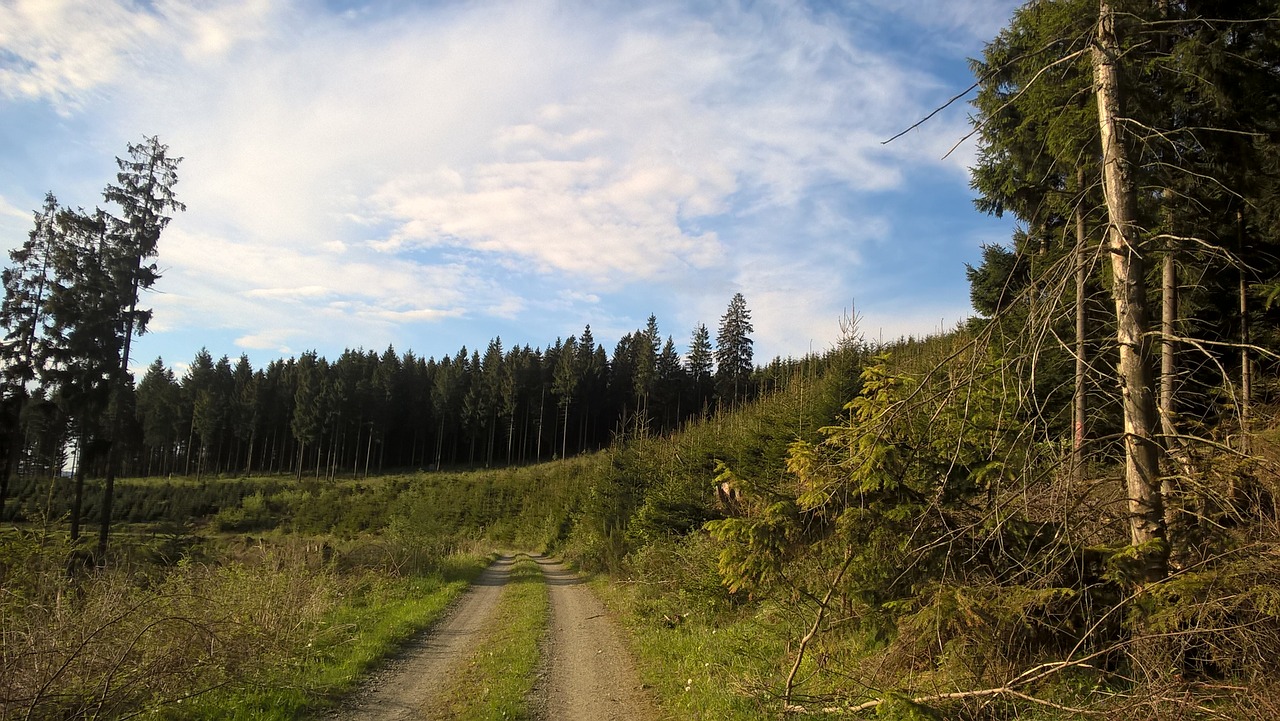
[0, 0, 1020, 375]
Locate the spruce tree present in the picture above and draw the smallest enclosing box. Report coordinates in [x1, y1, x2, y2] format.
[0, 192, 60, 513]
[135, 358, 181, 476]
[44, 207, 120, 542]
[715, 293, 754, 404]
[97, 136, 184, 557]
[686, 322, 714, 415]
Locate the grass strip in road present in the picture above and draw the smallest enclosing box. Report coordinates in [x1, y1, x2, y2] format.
[435, 554, 549, 720]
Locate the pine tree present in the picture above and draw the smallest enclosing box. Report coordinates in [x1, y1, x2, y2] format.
[0, 192, 61, 513]
[553, 335, 579, 456]
[43, 207, 121, 542]
[655, 336, 686, 429]
[291, 351, 323, 479]
[715, 293, 755, 404]
[971, 0, 1280, 578]
[231, 354, 258, 474]
[96, 136, 184, 557]
[135, 357, 181, 476]
[576, 325, 605, 450]
[686, 322, 714, 415]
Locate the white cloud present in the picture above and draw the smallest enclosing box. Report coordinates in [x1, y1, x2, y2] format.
[245, 286, 331, 301]
[0, 194, 28, 220]
[1, 0, 1014, 361]
[0, 0, 277, 110]
[365, 307, 467, 323]
[233, 331, 294, 353]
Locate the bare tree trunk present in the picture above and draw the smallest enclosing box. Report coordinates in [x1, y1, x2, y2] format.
[185, 422, 194, 476]
[536, 387, 545, 461]
[1159, 213, 1195, 550]
[433, 422, 443, 472]
[507, 412, 515, 465]
[1238, 209, 1252, 456]
[1160, 243, 1176, 442]
[1094, 0, 1167, 582]
[1073, 169, 1089, 484]
[1227, 209, 1253, 510]
[70, 433, 88, 542]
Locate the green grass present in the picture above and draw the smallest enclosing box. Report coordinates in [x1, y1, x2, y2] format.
[164, 555, 488, 720]
[436, 554, 550, 720]
[592, 577, 791, 720]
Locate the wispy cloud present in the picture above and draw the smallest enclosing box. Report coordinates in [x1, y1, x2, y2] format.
[0, 194, 29, 220]
[0, 0, 277, 110]
[1, 0, 1020, 363]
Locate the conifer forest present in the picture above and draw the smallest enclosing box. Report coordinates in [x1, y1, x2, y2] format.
[4, 1, 1280, 719]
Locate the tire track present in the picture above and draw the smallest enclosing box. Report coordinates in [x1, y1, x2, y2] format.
[327, 554, 515, 721]
[534, 555, 659, 721]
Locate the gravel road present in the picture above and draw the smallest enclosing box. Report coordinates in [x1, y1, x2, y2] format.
[329, 553, 658, 721]
[533, 555, 660, 721]
[327, 554, 515, 721]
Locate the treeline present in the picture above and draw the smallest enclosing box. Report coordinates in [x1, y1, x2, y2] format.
[68, 299, 765, 482]
[2, 204, 807, 486]
[0, 131, 788, 553]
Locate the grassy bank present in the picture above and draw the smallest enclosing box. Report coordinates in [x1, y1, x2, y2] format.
[0, 530, 486, 720]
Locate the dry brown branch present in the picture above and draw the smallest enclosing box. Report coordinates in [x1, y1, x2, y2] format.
[782, 549, 856, 707]
[784, 683, 1100, 716]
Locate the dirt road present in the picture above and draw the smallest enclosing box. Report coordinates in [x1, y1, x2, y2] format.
[533, 556, 660, 721]
[328, 555, 515, 721]
[330, 553, 658, 721]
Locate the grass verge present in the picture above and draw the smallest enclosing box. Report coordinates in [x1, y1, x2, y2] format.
[167, 554, 488, 720]
[591, 577, 791, 720]
[435, 554, 549, 720]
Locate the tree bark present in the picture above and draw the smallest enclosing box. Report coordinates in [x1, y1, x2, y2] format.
[1160, 247, 1176, 442]
[1073, 169, 1089, 484]
[1158, 201, 1196, 551]
[1093, 0, 1167, 581]
[1238, 209, 1252, 456]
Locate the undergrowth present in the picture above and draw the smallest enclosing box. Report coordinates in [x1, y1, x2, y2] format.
[0, 530, 484, 720]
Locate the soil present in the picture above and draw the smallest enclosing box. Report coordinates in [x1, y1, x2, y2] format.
[326, 554, 515, 721]
[327, 553, 659, 721]
[531, 555, 661, 721]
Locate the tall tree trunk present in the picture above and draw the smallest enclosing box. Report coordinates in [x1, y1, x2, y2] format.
[1238, 209, 1252, 456]
[560, 402, 569, 459]
[70, 432, 88, 542]
[1159, 249, 1176, 437]
[2, 394, 26, 517]
[507, 412, 515, 465]
[1228, 209, 1252, 509]
[536, 387, 545, 462]
[1158, 201, 1196, 551]
[185, 421, 194, 476]
[99, 276, 142, 561]
[1093, 0, 1167, 582]
[434, 422, 443, 472]
[1073, 169, 1088, 484]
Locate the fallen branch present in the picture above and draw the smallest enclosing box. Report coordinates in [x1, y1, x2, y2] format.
[784, 685, 1098, 716]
